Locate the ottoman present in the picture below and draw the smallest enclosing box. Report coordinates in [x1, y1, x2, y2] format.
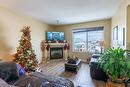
[65, 59, 81, 73]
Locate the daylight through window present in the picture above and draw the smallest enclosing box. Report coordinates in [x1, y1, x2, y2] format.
[72, 27, 104, 53]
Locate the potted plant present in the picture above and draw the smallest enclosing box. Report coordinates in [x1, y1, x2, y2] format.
[98, 47, 130, 83]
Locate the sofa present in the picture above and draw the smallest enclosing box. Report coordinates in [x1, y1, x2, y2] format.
[0, 62, 74, 87]
[89, 54, 108, 82]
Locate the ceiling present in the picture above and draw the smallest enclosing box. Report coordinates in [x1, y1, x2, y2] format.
[0, 0, 123, 25]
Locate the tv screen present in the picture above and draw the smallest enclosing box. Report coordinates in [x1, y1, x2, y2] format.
[47, 32, 64, 41]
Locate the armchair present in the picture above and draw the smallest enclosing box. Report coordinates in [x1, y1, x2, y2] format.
[89, 54, 108, 82]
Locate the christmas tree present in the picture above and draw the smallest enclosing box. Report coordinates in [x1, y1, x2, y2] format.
[13, 26, 38, 72]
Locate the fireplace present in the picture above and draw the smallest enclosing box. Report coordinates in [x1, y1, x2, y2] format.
[50, 47, 63, 59]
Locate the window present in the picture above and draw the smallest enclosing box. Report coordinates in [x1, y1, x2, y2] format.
[72, 27, 104, 53]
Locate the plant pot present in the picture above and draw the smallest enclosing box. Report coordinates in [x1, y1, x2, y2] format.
[106, 79, 125, 87]
[112, 79, 125, 83]
[109, 75, 125, 83]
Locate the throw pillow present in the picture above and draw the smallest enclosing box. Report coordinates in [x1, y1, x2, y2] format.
[16, 63, 26, 76]
[44, 82, 67, 87]
[0, 62, 19, 84]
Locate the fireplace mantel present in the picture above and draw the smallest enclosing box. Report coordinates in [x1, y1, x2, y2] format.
[49, 43, 65, 47]
[41, 41, 69, 62]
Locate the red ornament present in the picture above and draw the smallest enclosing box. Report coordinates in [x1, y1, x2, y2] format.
[64, 44, 67, 50]
[64, 43, 70, 50]
[67, 43, 70, 50]
[46, 44, 50, 51]
[13, 53, 18, 58]
[18, 49, 23, 54]
[20, 63, 25, 68]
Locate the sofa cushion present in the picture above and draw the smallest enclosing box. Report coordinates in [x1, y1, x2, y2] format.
[31, 72, 74, 87]
[0, 62, 19, 84]
[92, 54, 100, 59]
[0, 70, 11, 81]
[44, 82, 67, 87]
[0, 78, 17, 87]
[14, 75, 50, 87]
[89, 59, 108, 82]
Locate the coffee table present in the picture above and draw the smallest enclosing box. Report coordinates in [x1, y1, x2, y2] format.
[65, 59, 81, 73]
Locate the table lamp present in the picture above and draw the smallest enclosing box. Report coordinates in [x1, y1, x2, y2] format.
[99, 41, 105, 54]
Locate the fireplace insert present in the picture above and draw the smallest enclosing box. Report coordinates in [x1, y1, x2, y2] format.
[50, 47, 63, 59]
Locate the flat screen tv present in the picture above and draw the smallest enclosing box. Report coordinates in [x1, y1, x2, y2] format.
[47, 32, 64, 41]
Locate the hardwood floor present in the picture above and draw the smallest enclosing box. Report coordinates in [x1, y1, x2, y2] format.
[39, 59, 106, 87]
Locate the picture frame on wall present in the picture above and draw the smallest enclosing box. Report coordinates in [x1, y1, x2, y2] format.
[123, 27, 125, 46]
[112, 26, 118, 46]
[118, 27, 125, 46]
[112, 26, 125, 47]
[113, 26, 118, 41]
[118, 27, 123, 46]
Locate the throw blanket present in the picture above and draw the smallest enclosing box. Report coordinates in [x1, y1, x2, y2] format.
[14, 72, 74, 87]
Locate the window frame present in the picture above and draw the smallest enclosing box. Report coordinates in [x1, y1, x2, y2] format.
[72, 27, 104, 53]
